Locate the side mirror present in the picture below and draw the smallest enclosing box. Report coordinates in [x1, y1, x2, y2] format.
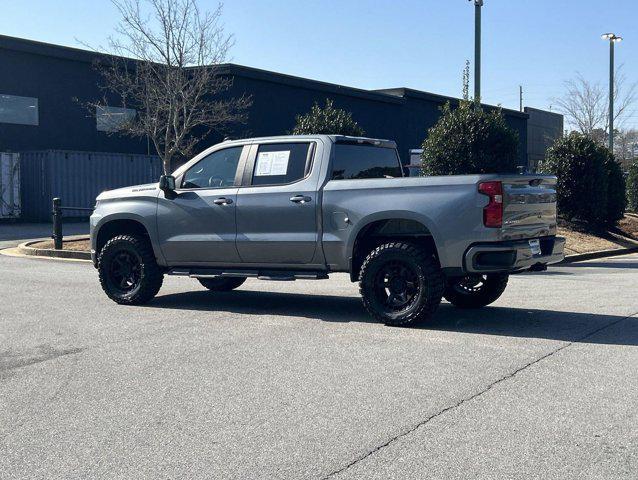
[159, 174, 176, 192]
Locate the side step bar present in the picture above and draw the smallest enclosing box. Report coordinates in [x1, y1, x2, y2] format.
[168, 268, 329, 281]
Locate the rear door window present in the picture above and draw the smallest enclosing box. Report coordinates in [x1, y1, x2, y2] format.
[331, 144, 403, 180]
[251, 142, 313, 186]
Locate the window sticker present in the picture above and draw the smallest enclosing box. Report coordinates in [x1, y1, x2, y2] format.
[255, 151, 290, 176]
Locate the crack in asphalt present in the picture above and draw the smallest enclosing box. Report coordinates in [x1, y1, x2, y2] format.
[0, 346, 85, 373]
[322, 311, 638, 479]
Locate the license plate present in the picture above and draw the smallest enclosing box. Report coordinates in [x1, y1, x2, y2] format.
[529, 239, 541, 256]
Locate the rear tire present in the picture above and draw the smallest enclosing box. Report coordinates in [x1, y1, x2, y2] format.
[359, 242, 444, 327]
[198, 277, 246, 292]
[443, 273, 508, 309]
[98, 234, 163, 305]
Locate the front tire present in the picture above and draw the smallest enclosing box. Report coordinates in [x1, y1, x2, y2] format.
[359, 242, 444, 327]
[443, 274, 508, 309]
[198, 277, 246, 292]
[97, 234, 163, 305]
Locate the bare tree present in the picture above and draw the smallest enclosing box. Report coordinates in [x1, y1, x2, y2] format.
[93, 0, 251, 173]
[615, 129, 638, 168]
[554, 67, 637, 139]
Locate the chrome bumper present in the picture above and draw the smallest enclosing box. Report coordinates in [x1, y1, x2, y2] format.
[464, 236, 566, 273]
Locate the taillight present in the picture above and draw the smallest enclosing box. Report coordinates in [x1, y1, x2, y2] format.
[478, 181, 503, 228]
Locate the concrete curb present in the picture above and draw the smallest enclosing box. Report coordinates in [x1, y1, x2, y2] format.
[561, 246, 638, 264]
[18, 237, 91, 261]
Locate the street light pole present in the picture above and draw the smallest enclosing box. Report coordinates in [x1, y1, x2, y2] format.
[602, 33, 622, 152]
[609, 39, 614, 151]
[472, 0, 484, 101]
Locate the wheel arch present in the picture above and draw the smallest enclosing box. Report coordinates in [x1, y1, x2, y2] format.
[95, 216, 154, 258]
[348, 212, 441, 282]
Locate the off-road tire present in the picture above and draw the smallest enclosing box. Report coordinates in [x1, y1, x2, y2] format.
[198, 277, 247, 291]
[359, 242, 444, 327]
[444, 274, 509, 309]
[97, 234, 163, 305]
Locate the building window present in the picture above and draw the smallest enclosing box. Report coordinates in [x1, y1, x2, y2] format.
[0, 94, 39, 126]
[96, 106, 136, 132]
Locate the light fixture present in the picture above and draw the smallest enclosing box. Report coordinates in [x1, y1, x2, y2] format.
[601, 33, 623, 42]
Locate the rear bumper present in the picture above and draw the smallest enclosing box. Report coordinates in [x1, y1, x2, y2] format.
[464, 236, 565, 273]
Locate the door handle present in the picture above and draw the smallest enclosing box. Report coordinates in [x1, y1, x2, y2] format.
[290, 195, 312, 204]
[213, 197, 233, 205]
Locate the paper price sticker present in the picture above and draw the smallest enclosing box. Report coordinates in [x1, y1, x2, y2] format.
[255, 151, 290, 176]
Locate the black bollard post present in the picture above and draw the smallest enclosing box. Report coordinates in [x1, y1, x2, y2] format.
[52, 197, 63, 250]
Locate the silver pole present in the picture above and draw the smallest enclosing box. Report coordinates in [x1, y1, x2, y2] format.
[609, 39, 614, 151]
[474, 1, 482, 101]
[602, 33, 622, 151]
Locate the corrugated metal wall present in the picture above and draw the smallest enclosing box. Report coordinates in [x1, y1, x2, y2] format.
[1, 153, 21, 218]
[20, 151, 162, 221]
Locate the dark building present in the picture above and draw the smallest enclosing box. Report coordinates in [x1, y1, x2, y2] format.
[0, 35, 150, 156]
[525, 107, 564, 171]
[0, 34, 565, 170]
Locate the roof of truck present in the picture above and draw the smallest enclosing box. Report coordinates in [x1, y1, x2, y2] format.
[220, 135, 397, 148]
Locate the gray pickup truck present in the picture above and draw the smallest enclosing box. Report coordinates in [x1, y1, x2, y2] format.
[90, 135, 565, 326]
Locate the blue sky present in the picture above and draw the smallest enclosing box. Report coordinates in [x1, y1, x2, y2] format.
[3, 0, 637, 127]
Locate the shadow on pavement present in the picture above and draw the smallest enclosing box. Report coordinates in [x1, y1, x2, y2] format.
[564, 260, 638, 269]
[0, 221, 89, 241]
[148, 289, 637, 346]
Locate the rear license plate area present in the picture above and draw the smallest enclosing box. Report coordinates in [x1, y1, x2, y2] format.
[529, 239, 541, 256]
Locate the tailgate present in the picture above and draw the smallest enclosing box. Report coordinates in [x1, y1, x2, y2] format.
[500, 175, 557, 240]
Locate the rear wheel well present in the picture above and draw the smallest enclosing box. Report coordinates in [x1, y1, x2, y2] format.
[96, 219, 151, 255]
[350, 219, 438, 282]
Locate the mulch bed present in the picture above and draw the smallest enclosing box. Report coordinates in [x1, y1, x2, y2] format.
[29, 238, 91, 252]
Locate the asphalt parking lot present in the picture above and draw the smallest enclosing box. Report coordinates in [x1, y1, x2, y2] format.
[1, 252, 637, 479]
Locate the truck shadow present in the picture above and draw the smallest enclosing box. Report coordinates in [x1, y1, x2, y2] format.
[148, 290, 638, 346]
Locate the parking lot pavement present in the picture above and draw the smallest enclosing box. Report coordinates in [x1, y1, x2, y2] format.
[1, 253, 637, 479]
[0, 222, 89, 249]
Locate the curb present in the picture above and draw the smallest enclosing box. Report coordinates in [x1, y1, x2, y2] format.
[561, 246, 638, 264]
[18, 238, 91, 261]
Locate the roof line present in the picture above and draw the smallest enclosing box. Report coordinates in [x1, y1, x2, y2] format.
[216, 63, 404, 104]
[376, 87, 529, 118]
[0, 34, 110, 63]
[0, 34, 534, 117]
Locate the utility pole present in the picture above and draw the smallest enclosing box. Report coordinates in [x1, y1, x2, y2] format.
[471, 0, 484, 101]
[519, 85, 523, 112]
[602, 33, 622, 152]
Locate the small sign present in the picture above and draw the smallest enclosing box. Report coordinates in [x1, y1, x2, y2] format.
[255, 151, 290, 176]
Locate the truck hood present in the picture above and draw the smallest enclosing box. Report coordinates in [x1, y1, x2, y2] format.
[96, 183, 159, 201]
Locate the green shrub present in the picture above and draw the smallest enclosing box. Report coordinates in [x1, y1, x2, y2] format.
[421, 101, 519, 176]
[291, 99, 365, 136]
[539, 132, 620, 229]
[605, 157, 626, 225]
[627, 161, 638, 212]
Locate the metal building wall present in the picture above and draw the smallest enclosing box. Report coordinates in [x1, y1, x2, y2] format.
[20, 151, 161, 221]
[525, 107, 564, 172]
[1, 152, 21, 218]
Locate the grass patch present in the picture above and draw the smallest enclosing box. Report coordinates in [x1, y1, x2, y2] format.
[559, 214, 638, 255]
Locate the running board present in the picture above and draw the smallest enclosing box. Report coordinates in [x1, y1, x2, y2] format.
[169, 268, 329, 281]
